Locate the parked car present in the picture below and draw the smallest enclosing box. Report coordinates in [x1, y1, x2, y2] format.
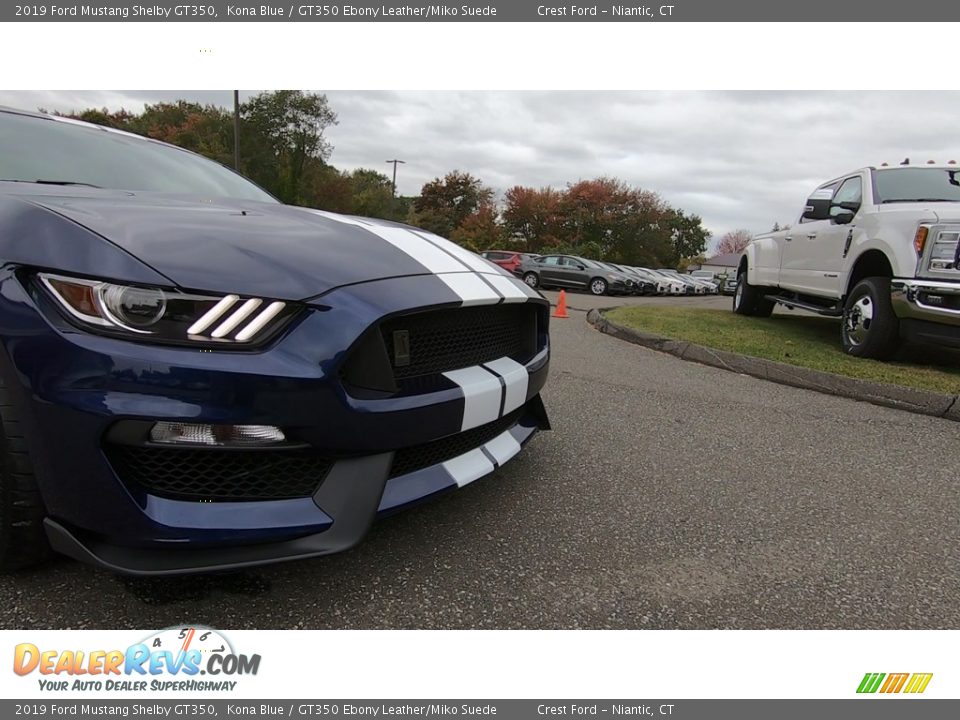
[721, 274, 738, 295]
[519, 254, 636, 295]
[659, 269, 701, 294]
[736, 163, 960, 358]
[687, 274, 719, 294]
[480, 250, 539, 276]
[603, 263, 658, 295]
[0, 107, 552, 574]
[639, 268, 685, 295]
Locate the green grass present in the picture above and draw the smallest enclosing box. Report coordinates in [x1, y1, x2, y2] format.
[605, 305, 960, 394]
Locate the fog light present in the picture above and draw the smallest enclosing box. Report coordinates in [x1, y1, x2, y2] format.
[150, 422, 286, 446]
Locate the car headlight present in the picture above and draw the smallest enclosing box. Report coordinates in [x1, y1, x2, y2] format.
[37, 273, 295, 346]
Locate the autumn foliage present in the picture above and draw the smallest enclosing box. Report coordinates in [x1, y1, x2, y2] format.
[715, 229, 754, 255]
[61, 95, 710, 267]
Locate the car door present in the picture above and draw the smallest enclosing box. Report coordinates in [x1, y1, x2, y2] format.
[536, 255, 564, 286]
[779, 180, 841, 296]
[815, 175, 863, 297]
[556, 256, 589, 289]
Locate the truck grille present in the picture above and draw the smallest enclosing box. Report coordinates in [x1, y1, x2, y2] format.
[342, 304, 540, 395]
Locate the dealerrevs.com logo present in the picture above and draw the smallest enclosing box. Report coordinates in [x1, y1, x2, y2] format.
[13, 626, 260, 692]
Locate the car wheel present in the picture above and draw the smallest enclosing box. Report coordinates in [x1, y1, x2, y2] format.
[732, 270, 774, 317]
[522, 272, 540, 289]
[0, 374, 50, 571]
[841, 277, 901, 359]
[589, 278, 608, 296]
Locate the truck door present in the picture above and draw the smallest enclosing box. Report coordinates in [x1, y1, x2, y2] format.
[780, 179, 851, 297]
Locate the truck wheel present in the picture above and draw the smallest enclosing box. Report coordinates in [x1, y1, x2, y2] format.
[842, 277, 901, 359]
[0, 374, 50, 571]
[733, 271, 774, 317]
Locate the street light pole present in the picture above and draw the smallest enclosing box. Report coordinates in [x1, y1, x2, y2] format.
[385, 159, 405, 197]
[233, 90, 240, 171]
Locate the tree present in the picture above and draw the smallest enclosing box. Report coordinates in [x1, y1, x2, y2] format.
[502, 186, 565, 252]
[667, 209, 710, 265]
[716, 229, 754, 255]
[241, 90, 338, 205]
[409, 171, 494, 238]
[450, 201, 504, 251]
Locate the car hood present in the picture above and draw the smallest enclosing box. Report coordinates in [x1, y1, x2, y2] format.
[18, 190, 480, 300]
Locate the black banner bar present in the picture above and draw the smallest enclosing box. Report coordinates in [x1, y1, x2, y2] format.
[2, 0, 958, 22]
[2, 700, 958, 719]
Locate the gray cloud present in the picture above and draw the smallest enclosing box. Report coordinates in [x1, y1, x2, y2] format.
[2, 89, 958, 251]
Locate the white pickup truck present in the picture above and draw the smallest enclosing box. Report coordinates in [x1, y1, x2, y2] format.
[735, 164, 960, 358]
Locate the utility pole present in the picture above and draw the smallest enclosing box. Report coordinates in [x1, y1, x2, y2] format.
[385, 159, 405, 197]
[233, 90, 240, 171]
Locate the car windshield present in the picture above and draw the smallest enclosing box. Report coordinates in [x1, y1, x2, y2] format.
[577, 258, 602, 269]
[874, 167, 960, 204]
[0, 111, 276, 202]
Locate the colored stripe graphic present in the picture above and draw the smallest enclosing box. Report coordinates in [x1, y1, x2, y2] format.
[857, 672, 932, 694]
[903, 674, 933, 694]
[857, 673, 885, 693]
[880, 673, 908, 693]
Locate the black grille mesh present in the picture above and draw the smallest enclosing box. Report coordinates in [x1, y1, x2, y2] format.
[106, 446, 334, 502]
[380, 304, 536, 381]
[390, 408, 523, 479]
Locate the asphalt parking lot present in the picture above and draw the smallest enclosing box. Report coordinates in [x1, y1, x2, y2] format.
[2, 293, 959, 629]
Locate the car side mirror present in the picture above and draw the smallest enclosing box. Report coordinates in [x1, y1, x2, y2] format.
[830, 205, 856, 224]
[574, 263, 586, 270]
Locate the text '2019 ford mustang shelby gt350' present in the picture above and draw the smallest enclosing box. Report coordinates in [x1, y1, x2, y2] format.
[0, 107, 550, 575]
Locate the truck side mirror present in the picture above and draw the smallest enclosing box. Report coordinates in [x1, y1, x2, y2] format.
[830, 205, 855, 224]
[802, 198, 832, 221]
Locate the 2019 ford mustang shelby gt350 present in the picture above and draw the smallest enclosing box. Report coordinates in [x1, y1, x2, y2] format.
[0, 107, 550, 575]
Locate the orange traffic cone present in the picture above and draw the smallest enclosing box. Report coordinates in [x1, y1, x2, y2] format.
[552, 289, 569, 319]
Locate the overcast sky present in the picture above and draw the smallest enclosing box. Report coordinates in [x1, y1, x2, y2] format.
[2, 90, 958, 251]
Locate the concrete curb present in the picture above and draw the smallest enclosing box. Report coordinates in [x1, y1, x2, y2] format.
[586, 308, 960, 422]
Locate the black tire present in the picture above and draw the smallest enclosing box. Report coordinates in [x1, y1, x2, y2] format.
[732, 270, 774, 317]
[841, 277, 901, 359]
[589, 277, 608, 296]
[522, 272, 540, 289]
[0, 375, 50, 571]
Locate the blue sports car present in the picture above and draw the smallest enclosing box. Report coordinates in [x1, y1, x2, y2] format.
[0, 107, 550, 575]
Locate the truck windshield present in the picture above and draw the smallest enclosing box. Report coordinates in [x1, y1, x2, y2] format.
[874, 168, 960, 204]
[0, 111, 277, 203]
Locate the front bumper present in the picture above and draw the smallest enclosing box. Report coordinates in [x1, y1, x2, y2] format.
[1, 269, 550, 574]
[891, 278, 960, 347]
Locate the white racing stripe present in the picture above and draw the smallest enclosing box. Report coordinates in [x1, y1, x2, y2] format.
[484, 430, 522, 467]
[437, 272, 502, 306]
[416, 231, 500, 274]
[443, 366, 503, 431]
[482, 273, 531, 303]
[305, 209, 542, 307]
[442, 448, 495, 488]
[483, 357, 529, 415]
[309, 211, 468, 274]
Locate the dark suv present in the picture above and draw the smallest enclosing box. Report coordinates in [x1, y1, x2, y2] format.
[519, 255, 635, 296]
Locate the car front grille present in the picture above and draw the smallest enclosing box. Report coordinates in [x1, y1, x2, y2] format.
[342, 304, 540, 395]
[389, 408, 524, 479]
[105, 407, 528, 503]
[105, 446, 334, 502]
